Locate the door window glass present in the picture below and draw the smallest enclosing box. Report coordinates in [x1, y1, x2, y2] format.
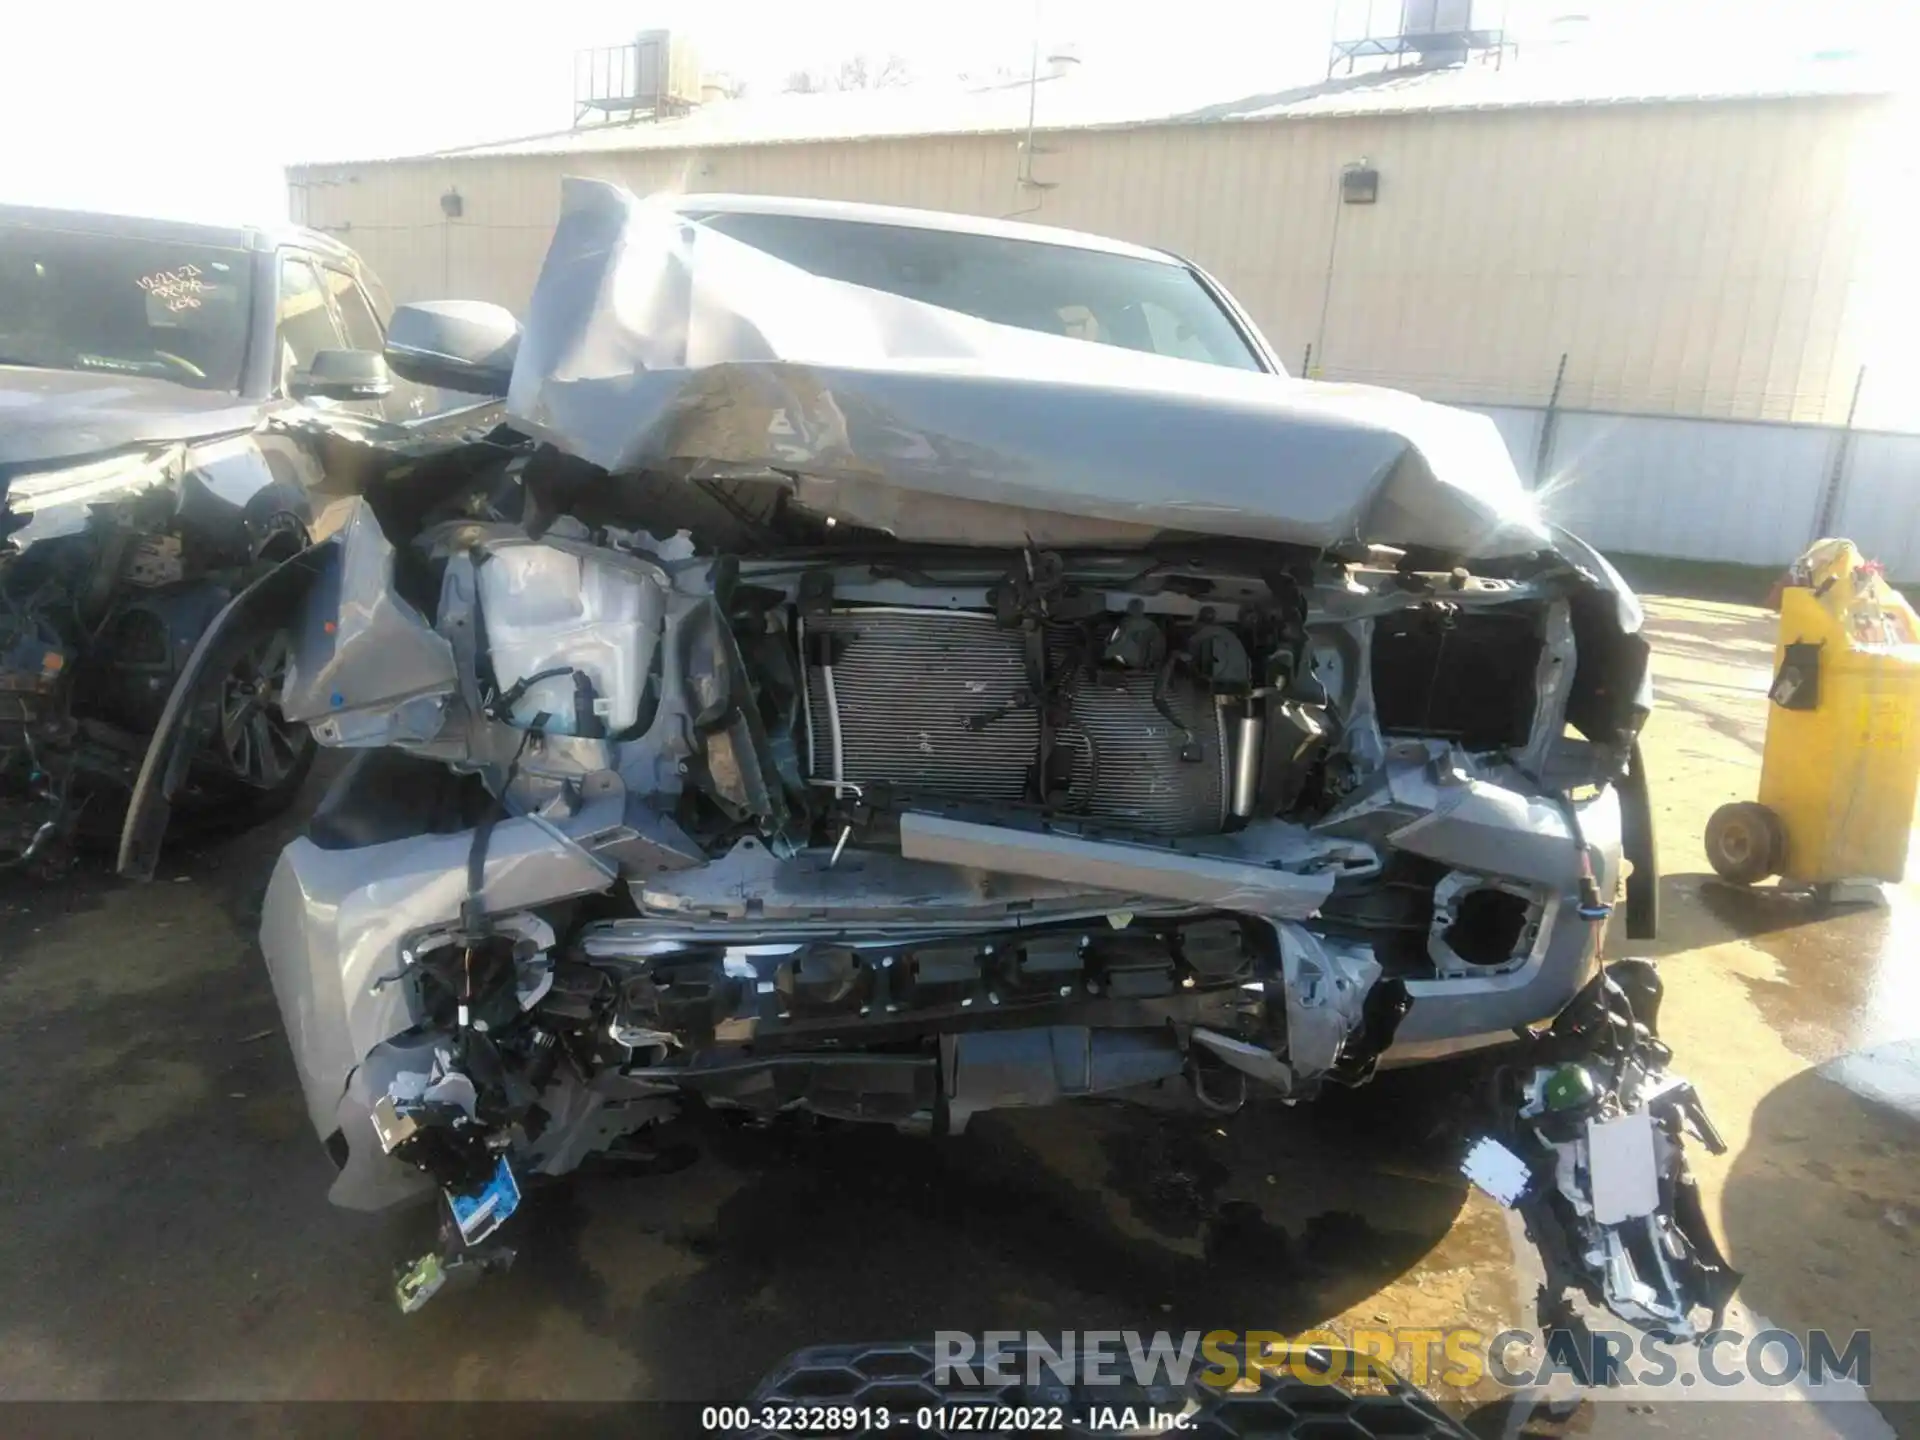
[322, 268, 384, 352]
[275, 255, 342, 389]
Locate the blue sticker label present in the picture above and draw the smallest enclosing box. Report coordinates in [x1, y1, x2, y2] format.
[447, 1157, 521, 1246]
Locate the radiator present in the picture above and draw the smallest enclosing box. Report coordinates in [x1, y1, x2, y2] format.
[801, 607, 1228, 835]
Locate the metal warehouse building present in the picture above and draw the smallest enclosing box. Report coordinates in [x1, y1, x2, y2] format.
[289, 50, 1920, 575]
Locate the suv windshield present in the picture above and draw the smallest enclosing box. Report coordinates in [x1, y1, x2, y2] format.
[0, 225, 253, 392]
[696, 211, 1266, 372]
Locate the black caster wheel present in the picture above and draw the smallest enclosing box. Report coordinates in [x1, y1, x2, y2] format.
[1705, 801, 1785, 885]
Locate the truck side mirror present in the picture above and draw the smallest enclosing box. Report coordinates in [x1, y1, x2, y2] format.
[291, 349, 393, 401]
[383, 301, 520, 397]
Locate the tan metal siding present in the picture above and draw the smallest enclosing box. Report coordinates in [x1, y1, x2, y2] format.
[291, 93, 1888, 425]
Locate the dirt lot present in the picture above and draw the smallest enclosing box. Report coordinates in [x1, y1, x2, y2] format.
[1, 596, 1915, 1435]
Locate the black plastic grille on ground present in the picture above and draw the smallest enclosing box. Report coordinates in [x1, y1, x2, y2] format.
[747, 1342, 1475, 1438]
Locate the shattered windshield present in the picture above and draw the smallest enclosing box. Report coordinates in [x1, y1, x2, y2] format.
[0, 225, 253, 392]
[693, 210, 1266, 372]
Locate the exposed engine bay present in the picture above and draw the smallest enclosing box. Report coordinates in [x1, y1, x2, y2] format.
[217, 178, 1675, 1318]
[262, 474, 1652, 1214]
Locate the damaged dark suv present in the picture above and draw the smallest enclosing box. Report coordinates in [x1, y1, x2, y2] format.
[0, 203, 491, 872]
[180, 184, 1657, 1294]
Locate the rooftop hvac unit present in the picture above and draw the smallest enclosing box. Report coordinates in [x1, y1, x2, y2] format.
[1328, 0, 1508, 75]
[1400, 0, 1475, 64]
[632, 29, 702, 110]
[1400, 0, 1475, 35]
[575, 28, 703, 125]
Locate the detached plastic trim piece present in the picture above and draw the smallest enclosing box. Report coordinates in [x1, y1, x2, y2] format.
[1619, 738, 1659, 940]
[116, 542, 333, 881]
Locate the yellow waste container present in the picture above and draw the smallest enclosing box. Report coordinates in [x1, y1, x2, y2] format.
[1706, 538, 1920, 887]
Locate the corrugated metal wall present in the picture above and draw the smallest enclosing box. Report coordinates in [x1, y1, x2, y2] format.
[1537, 412, 1834, 565]
[1826, 431, 1920, 579]
[1461, 403, 1920, 579]
[292, 93, 1889, 427]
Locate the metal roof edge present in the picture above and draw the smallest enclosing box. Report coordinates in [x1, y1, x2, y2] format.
[285, 74, 1898, 172]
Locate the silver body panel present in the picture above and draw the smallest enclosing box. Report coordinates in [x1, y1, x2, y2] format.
[244, 181, 1651, 1222]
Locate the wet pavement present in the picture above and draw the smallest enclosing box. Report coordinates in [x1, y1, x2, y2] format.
[0, 595, 1916, 1435]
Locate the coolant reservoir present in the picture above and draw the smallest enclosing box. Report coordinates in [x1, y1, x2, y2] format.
[477, 545, 665, 736]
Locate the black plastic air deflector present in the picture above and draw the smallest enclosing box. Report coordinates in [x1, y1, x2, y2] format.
[1370, 606, 1542, 750]
[1619, 737, 1659, 941]
[306, 748, 480, 850]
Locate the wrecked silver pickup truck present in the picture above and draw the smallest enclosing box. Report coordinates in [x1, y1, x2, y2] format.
[153, 182, 1666, 1303]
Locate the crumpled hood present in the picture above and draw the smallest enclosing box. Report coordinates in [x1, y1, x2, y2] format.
[0, 366, 260, 480]
[506, 178, 1552, 559]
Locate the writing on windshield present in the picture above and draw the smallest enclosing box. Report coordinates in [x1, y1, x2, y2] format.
[0, 227, 252, 391]
[138, 263, 210, 313]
